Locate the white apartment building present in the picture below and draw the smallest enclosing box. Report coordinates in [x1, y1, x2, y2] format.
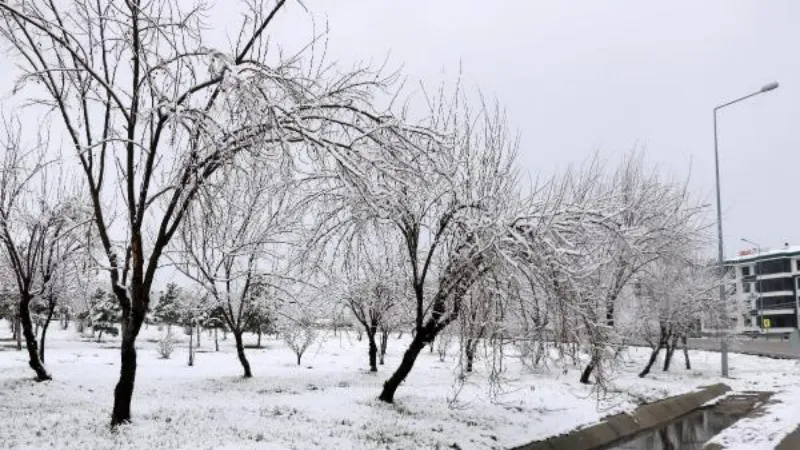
[726, 244, 800, 335]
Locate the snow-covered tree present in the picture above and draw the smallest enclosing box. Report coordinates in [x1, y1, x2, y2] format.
[0, 122, 89, 380]
[204, 306, 228, 352]
[336, 232, 405, 372]
[345, 281, 398, 372]
[281, 304, 320, 367]
[243, 300, 277, 349]
[176, 289, 208, 367]
[171, 157, 300, 377]
[310, 87, 522, 402]
[635, 257, 730, 377]
[90, 289, 122, 341]
[0, 276, 20, 349]
[152, 283, 183, 331]
[0, 0, 418, 424]
[507, 152, 709, 387]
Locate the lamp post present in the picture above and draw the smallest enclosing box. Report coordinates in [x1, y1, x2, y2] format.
[714, 82, 779, 377]
[741, 238, 762, 331]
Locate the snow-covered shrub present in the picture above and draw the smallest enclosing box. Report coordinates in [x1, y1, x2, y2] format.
[157, 331, 176, 359]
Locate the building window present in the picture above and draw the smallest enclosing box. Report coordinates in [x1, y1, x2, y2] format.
[743, 282, 751, 293]
[742, 266, 751, 277]
[756, 258, 791, 275]
[756, 296, 796, 310]
[763, 314, 798, 328]
[756, 277, 794, 293]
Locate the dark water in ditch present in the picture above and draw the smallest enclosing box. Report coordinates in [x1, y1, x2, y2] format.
[603, 408, 739, 450]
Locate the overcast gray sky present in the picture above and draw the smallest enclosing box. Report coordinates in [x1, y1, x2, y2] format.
[1, 0, 798, 259]
[284, 0, 798, 258]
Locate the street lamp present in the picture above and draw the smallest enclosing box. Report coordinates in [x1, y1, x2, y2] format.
[741, 238, 762, 331]
[714, 82, 779, 377]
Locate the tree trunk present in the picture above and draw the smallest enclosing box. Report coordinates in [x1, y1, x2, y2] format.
[110, 305, 146, 427]
[580, 350, 600, 384]
[379, 333, 428, 403]
[465, 338, 476, 373]
[188, 323, 194, 367]
[38, 300, 57, 364]
[34, 321, 40, 339]
[296, 352, 302, 365]
[19, 295, 50, 381]
[639, 344, 663, 378]
[214, 327, 219, 352]
[62, 311, 70, 330]
[663, 343, 675, 372]
[233, 331, 252, 378]
[14, 315, 22, 351]
[379, 329, 389, 365]
[196, 323, 201, 348]
[682, 335, 691, 370]
[97, 329, 104, 342]
[429, 336, 435, 353]
[257, 328, 262, 348]
[367, 329, 378, 372]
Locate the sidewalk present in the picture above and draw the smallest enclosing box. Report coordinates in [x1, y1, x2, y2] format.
[704, 386, 800, 449]
[687, 338, 800, 360]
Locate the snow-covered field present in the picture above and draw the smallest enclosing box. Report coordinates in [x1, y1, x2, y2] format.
[2, 322, 800, 450]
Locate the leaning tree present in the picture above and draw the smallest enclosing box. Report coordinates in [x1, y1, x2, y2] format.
[310, 88, 523, 402]
[0, 0, 411, 424]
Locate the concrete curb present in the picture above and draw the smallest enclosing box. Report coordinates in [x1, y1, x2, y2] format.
[776, 426, 800, 450]
[510, 383, 731, 450]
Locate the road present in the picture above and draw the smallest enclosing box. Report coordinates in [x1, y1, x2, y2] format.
[687, 337, 800, 359]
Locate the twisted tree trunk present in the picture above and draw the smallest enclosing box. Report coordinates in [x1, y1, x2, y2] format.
[368, 328, 378, 372]
[580, 351, 600, 384]
[233, 331, 252, 378]
[19, 294, 50, 381]
[378, 333, 427, 403]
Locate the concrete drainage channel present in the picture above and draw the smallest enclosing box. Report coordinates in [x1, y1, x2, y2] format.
[511, 384, 774, 450]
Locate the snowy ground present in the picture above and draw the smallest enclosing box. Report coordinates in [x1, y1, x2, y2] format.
[706, 385, 800, 450]
[1, 322, 800, 450]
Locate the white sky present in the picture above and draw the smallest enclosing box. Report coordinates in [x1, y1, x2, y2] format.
[1, 0, 798, 260]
